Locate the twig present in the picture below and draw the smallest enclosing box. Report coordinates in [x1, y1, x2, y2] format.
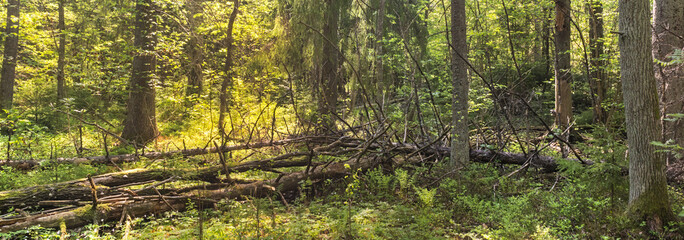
[57, 109, 131, 145]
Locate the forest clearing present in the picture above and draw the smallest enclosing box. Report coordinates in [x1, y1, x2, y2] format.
[0, 0, 682, 239]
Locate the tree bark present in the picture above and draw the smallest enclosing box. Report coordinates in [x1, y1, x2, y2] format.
[652, 0, 684, 164]
[57, 0, 66, 101]
[554, 0, 573, 158]
[121, 0, 159, 144]
[374, 0, 386, 108]
[619, 0, 675, 230]
[450, 0, 469, 168]
[0, 156, 315, 213]
[317, 0, 341, 132]
[184, 0, 204, 103]
[218, 0, 240, 140]
[0, 0, 20, 114]
[587, 0, 607, 124]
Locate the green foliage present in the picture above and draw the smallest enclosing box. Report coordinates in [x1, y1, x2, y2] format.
[0, 0, 677, 238]
[366, 167, 393, 196]
[0, 163, 109, 191]
[0, 225, 62, 240]
[413, 186, 436, 208]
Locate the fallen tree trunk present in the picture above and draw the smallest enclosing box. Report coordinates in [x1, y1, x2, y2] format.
[0, 136, 336, 170]
[0, 143, 598, 214]
[0, 135, 585, 174]
[0, 155, 315, 213]
[0, 134, 637, 232]
[469, 149, 593, 172]
[0, 152, 402, 232]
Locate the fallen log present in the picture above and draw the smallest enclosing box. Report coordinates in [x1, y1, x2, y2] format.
[0, 150, 404, 232]
[0, 156, 316, 213]
[0, 134, 633, 233]
[469, 149, 593, 172]
[0, 142, 598, 213]
[0, 136, 337, 170]
[379, 142, 592, 172]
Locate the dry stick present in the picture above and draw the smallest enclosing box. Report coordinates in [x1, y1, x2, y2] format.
[498, 0, 530, 156]
[102, 131, 122, 171]
[57, 110, 131, 146]
[270, 102, 277, 143]
[331, 111, 363, 140]
[213, 141, 231, 182]
[246, 101, 272, 146]
[404, 126, 451, 161]
[500, 0, 522, 79]
[110, 180, 156, 192]
[87, 175, 99, 225]
[406, 9, 443, 135]
[401, 39, 445, 132]
[6, 132, 10, 161]
[279, 60, 313, 136]
[134, 177, 179, 194]
[471, 3, 531, 157]
[353, 122, 393, 165]
[505, 125, 567, 178]
[446, 38, 586, 164]
[567, 10, 599, 116]
[153, 188, 176, 211]
[298, 21, 380, 127]
[78, 126, 83, 156]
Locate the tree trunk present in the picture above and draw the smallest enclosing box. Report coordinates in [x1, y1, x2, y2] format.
[652, 0, 684, 164]
[121, 0, 159, 144]
[587, 0, 607, 124]
[450, 0, 469, 168]
[57, 0, 66, 102]
[554, 0, 573, 157]
[218, 0, 240, 140]
[374, 0, 386, 109]
[0, 0, 20, 114]
[317, 0, 341, 132]
[619, 0, 675, 230]
[185, 0, 204, 104]
[543, 7, 551, 76]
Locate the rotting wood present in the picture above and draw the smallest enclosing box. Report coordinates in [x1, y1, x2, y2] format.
[0, 156, 315, 213]
[0, 150, 412, 232]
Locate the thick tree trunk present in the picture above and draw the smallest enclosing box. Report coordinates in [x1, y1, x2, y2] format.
[450, 0, 469, 168]
[587, 0, 607, 124]
[554, 0, 573, 157]
[317, 0, 341, 132]
[57, 0, 66, 101]
[619, 0, 675, 230]
[184, 0, 204, 103]
[652, 0, 684, 164]
[217, 0, 240, 139]
[121, 0, 159, 144]
[0, 0, 20, 114]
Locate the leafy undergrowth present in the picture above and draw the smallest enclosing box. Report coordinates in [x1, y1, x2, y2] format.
[3, 161, 683, 240]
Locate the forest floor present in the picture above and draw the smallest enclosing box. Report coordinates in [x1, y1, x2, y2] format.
[0, 124, 682, 239]
[0, 158, 682, 239]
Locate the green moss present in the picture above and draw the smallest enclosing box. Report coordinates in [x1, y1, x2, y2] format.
[74, 205, 94, 218]
[74, 203, 113, 219]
